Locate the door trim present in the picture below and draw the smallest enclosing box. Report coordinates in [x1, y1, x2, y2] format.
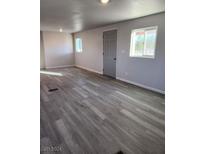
[103, 28, 118, 33]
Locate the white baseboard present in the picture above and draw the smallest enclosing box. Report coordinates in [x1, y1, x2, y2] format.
[46, 65, 74, 69]
[75, 65, 103, 74]
[116, 77, 165, 94]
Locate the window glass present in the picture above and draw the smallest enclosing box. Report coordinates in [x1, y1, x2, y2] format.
[130, 26, 157, 58]
[75, 38, 82, 52]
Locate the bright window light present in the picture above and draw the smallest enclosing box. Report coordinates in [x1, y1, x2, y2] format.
[75, 38, 83, 52]
[130, 26, 158, 58]
[40, 71, 63, 76]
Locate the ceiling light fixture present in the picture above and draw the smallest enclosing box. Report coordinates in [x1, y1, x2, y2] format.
[100, 0, 110, 4]
[59, 28, 63, 32]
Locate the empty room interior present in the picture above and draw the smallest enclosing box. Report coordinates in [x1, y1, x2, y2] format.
[40, 0, 165, 153]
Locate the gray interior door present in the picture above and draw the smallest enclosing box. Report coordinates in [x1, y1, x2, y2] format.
[103, 30, 117, 78]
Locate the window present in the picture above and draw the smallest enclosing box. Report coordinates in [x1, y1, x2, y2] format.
[130, 26, 157, 58]
[75, 38, 83, 52]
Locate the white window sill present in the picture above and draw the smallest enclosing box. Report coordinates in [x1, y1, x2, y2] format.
[129, 55, 155, 59]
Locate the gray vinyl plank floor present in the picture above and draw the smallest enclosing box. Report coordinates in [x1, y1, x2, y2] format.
[40, 67, 165, 154]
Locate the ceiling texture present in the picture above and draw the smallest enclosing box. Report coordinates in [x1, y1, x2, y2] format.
[40, 0, 165, 33]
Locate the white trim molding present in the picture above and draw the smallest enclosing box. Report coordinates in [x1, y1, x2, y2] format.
[46, 65, 74, 69]
[103, 28, 118, 32]
[116, 77, 165, 94]
[75, 65, 103, 74]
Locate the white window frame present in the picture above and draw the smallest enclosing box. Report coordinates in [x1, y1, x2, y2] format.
[75, 38, 83, 53]
[129, 26, 158, 59]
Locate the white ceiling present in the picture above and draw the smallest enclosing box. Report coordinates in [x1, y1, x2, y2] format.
[40, 0, 165, 33]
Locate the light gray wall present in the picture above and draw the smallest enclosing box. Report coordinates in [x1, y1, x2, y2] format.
[42, 31, 74, 68]
[40, 31, 46, 69]
[74, 29, 103, 73]
[74, 13, 165, 93]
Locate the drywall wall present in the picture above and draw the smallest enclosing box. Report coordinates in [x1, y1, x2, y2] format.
[74, 13, 165, 93]
[42, 31, 74, 68]
[40, 31, 46, 69]
[74, 29, 103, 74]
